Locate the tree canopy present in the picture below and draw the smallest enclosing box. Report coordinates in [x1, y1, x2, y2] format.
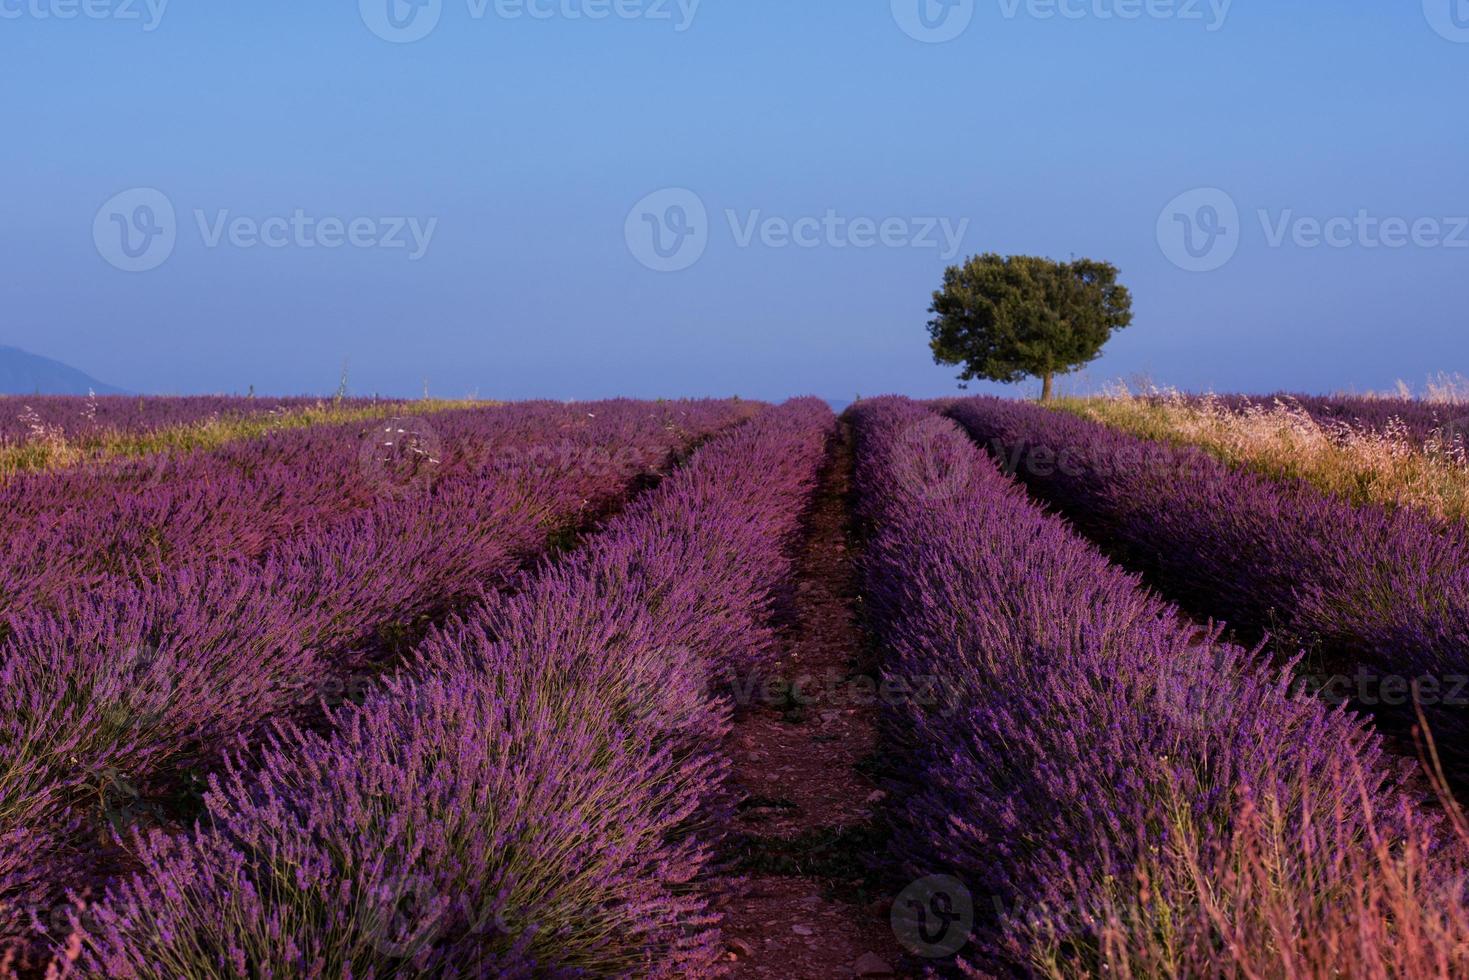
[927, 253, 1133, 401]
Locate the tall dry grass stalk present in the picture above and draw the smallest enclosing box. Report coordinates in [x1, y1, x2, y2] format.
[1032, 721, 1469, 979]
[1369, 373, 1469, 405]
[1420, 373, 1469, 406]
[1061, 388, 1469, 524]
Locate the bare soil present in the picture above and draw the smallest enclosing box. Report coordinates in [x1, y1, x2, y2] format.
[718, 426, 913, 979]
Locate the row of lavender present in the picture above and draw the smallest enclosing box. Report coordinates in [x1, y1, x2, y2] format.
[2, 407, 441, 614]
[1, 400, 750, 965]
[0, 400, 731, 623]
[0, 395, 334, 444]
[851, 397, 1463, 974]
[948, 397, 1469, 773]
[56, 399, 833, 977]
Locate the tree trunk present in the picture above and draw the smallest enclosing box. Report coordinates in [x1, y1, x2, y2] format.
[1041, 371, 1054, 403]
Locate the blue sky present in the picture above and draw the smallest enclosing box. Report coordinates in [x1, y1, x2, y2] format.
[1, 1, 1465, 399]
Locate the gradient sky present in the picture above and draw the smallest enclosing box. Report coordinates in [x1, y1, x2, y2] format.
[1, 1, 1465, 400]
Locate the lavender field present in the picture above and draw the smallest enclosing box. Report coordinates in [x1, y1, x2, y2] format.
[14, 0, 1465, 972]
[0, 394, 1465, 978]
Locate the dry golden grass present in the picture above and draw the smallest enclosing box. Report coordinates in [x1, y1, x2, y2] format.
[0, 399, 478, 482]
[1368, 372, 1469, 405]
[1033, 758, 1469, 979]
[1059, 390, 1469, 524]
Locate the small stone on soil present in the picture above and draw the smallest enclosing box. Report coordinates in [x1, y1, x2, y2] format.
[853, 951, 894, 976]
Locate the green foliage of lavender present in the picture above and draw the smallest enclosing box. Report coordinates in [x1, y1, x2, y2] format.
[849, 397, 1429, 973]
[61, 400, 833, 977]
[948, 397, 1469, 773]
[0, 400, 749, 962]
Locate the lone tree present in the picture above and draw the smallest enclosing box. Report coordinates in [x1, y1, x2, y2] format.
[927, 253, 1133, 402]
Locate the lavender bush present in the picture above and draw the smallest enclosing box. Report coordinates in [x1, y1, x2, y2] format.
[849, 397, 1449, 974]
[56, 399, 833, 977]
[948, 396, 1469, 775]
[0, 400, 749, 964]
[0, 401, 707, 617]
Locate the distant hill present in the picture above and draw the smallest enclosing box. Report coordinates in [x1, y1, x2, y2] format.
[0, 346, 126, 395]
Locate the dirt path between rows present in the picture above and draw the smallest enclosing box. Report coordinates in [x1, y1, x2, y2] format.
[719, 425, 911, 979]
